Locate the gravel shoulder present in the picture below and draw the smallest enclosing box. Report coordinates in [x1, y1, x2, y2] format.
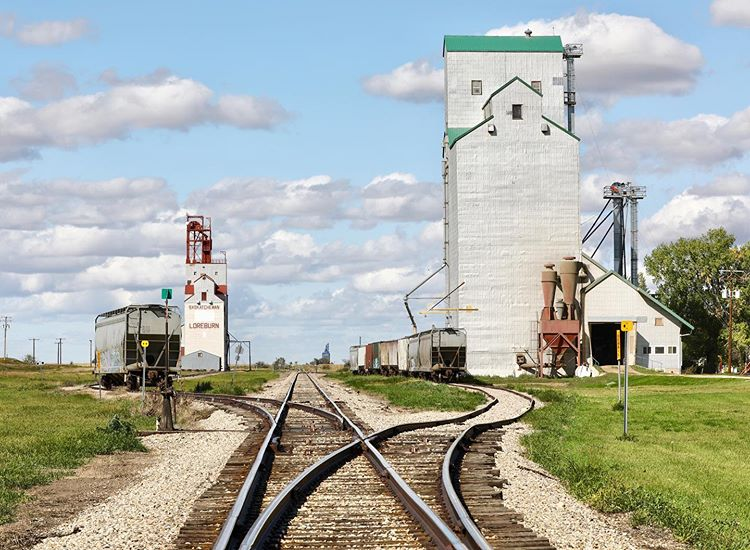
[496, 422, 687, 550]
[29, 408, 249, 550]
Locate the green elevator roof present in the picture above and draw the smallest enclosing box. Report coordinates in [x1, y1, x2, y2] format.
[444, 35, 564, 54]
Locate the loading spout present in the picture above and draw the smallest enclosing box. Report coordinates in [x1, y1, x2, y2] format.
[403, 262, 447, 334]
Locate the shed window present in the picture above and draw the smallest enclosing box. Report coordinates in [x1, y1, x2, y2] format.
[668, 346, 677, 354]
[643, 346, 651, 354]
[512, 104, 523, 119]
[531, 80, 542, 94]
[471, 80, 482, 95]
[655, 317, 664, 326]
[655, 346, 665, 354]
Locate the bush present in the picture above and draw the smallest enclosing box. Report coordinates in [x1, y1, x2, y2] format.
[193, 381, 213, 393]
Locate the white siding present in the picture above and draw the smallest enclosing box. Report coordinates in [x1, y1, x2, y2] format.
[446, 79, 580, 376]
[582, 274, 685, 373]
[445, 51, 566, 129]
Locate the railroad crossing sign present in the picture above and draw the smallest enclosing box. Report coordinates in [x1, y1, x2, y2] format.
[161, 288, 173, 300]
[620, 320, 634, 332]
[141, 340, 149, 348]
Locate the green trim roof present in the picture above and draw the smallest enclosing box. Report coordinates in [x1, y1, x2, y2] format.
[444, 35, 564, 54]
[446, 115, 494, 148]
[542, 115, 580, 141]
[482, 76, 542, 110]
[581, 254, 694, 330]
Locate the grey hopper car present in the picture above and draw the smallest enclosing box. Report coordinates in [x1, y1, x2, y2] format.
[406, 328, 466, 381]
[95, 304, 181, 390]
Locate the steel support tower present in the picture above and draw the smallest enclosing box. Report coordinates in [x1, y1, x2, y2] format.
[603, 182, 647, 283]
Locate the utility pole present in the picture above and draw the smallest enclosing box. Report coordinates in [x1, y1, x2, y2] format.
[55, 338, 64, 364]
[89, 339, 93, 368]
[1, 316, 11, 359]
[29, 338, 39, 365]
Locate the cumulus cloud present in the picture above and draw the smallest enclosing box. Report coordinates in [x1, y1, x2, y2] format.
[362, 60, 443, 103]
[0, 169, 448, 361]
[711, 0, 750, 27]
[0, 14, 93, 46]
[350, 172, 442, 228]
[10, 63, 77, 101]
[487, 11, 703, 102]
[0, 73, 290, 161]
[186, 175, 350, 229]
[0, 174, 179, 231]
[642, 173, 750, 246]
[581, 107, 750, 172]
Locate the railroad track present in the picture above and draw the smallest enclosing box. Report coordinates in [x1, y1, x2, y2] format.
[174, 375, 554, 549]
[441, 385, 554, 549]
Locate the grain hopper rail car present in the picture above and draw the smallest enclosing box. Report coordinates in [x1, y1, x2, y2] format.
[94, 304, 181, 390]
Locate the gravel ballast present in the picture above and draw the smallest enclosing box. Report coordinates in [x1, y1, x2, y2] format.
[33, 409, 248, 550]
[314, 375, 531, 432]
[319, 375, 683, 550]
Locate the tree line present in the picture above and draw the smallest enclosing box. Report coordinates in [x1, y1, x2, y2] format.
[645, 228, 750, 373]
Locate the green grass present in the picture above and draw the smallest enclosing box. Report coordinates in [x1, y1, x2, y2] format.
[179, 369, 278, 395]
[327, 372, 486, 411]
[477, 373, 750, 549]
[0, 364, 154, 524]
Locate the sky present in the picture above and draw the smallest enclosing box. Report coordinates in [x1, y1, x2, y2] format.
[1, 0, 749, 364]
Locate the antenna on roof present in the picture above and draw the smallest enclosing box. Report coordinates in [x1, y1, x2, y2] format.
[524, 28, 532, 37]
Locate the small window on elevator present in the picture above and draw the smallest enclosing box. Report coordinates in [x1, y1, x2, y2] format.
[471, 80, 482, 95]
[201, 291, 207, 301]
[512, 104, 523, 119]
[531, 80, 542, 94]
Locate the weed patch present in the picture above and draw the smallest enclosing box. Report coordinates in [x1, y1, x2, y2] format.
[180, 370, 277, 396]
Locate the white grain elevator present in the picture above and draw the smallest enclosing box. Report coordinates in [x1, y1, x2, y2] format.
[443, 33, 582, 376]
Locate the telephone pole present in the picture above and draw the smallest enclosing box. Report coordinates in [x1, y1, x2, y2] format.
[1, 316, 11, 359]
[29, 338, 39, 365]
[55, 338, 64, 365]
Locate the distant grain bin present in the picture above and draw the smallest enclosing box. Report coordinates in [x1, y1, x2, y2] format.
[442, 34, 582, 376]
[182, 214, 229, 371]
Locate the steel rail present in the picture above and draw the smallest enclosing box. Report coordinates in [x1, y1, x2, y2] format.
[211, 372, 299, 550]
[190, 394, 276, 425]
[180, 391, 283, 408]
[303, 371, 366, 438]
[240, 373, 471, 549]
[184, 391, 342, 424]
[440, 385, 535, 549]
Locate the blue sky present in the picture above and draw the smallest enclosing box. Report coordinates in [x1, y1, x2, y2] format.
[0, 1, 749, 364]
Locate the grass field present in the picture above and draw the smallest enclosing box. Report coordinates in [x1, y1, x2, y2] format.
[0, 361, 154, 525]
[179, 369, 278, 395]
[327, 372, 486, 411]
[477, 373, 750, 550]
